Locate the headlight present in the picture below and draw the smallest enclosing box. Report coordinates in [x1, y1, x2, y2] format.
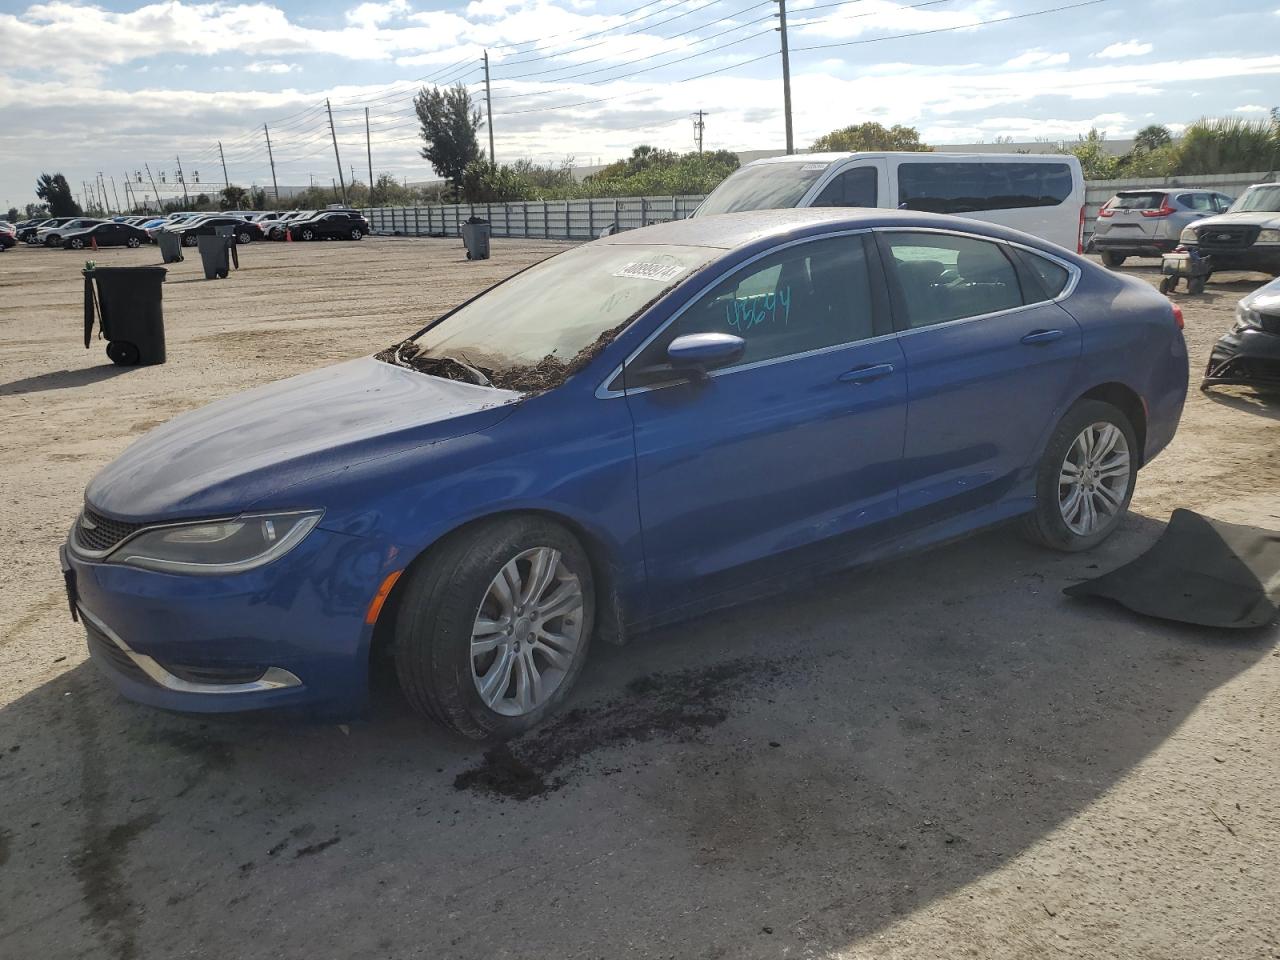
[1179, 226, 1198, 244]
[1257, 229, 1280, 244]
[1233, 303, 1262, 334]
[108, 510, 322, 575]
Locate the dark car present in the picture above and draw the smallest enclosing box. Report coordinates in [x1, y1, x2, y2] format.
[63, 209, 1188, 738]
[1203, 275, 1280, 391]
[291, 210, 369, 241]
[1179, 182, 1280, 278]
[61, 221, 152, 250]
[38, 218, 103, 246]
[174, 216, 263, 247]
[0, 221, 15, 249]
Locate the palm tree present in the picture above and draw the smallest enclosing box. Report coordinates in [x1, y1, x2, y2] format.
[1133, 124, 1173, 153]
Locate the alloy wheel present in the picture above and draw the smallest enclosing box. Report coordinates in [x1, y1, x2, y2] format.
[1059, 422, 1131, 536]
[470, 546, 585, 717]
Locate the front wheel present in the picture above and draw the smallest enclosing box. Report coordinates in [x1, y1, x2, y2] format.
[1021, 399, 1137, 552]
[1099, 251, 1126, 268]
[300, 228, 315, 241]
[394, 516, 595, 740]
[126, 237, 141, 248]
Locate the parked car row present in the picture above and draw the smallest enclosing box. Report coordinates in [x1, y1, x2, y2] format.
[9, 207, 371, 250]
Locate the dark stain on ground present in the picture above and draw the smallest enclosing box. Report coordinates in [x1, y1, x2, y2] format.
[294, 836, 341, 858]
[71, 679, 159, 960]
[0, 827, 11, 867]
[144, 727, 236, 798]
[454, 656, 788, 801]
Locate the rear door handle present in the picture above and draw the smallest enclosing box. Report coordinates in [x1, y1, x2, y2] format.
[838, 363, 895, 384]
[1021, 329, 1064, 345]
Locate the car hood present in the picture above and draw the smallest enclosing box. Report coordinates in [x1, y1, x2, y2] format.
[1194, 211, 1280, 230]
[85, 357, 521, 522]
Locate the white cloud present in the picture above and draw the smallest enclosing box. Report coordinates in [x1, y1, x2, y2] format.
[346, 0, 411, 28]
[1004, 48, 1069, 68]
[1233, 103, 1269, 113]
[1094, 40, 1153, 59]
[246, 61, 299, 74]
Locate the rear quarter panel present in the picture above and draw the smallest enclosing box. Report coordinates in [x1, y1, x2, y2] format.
[1057, 266, 1188, 464]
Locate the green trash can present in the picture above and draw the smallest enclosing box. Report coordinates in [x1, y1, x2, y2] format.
[461, 217, 491, 260]
[197, 234, 231, 279]
[83, 264, 168, 366]
[155, 228, 184, 264]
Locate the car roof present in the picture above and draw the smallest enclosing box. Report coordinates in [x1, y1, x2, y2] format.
[747, 151, 1076, 167]
[598, 207, 1074, 254]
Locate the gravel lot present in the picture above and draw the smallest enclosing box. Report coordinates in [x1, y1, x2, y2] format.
[0, 236, 1277, 960]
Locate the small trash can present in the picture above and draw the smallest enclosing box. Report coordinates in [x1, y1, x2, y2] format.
[461, 216, 491, 261]
[83, 264, 167, 366]
[212, 226, 240, 271]
[155, 229, 184, 264]
[197, 234, 231, 279]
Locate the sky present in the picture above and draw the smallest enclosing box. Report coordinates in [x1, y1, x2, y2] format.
[0, 0, 1277, 212]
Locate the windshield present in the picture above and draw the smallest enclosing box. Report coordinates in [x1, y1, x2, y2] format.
[382, 242, 718, 391]
[696, 161, 831, 216]
[1229, 185, 1280, 213]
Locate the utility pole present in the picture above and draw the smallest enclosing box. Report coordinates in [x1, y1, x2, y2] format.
[145, 163, 162, 211]
[325, 98, 348, 205]
[97, 173, 110, 214]
[365, 107, 375, 207]
[775, 0, 794, 154]
[692, 110, 705, 153]
[175, 156, 190, 205]
[264, 125, 280, 204]
[110, 176, 122, 213]
[121, 175, 134, 212]
[483, 50, 495, 163]
[218, 140, 230, 191]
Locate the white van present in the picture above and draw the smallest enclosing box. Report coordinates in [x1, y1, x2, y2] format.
[693, 152, 1086, 252]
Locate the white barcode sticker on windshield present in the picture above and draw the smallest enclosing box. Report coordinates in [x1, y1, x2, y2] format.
[614, 261, 686, 282]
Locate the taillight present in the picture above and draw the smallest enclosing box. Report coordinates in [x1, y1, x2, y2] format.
[1170, 303, 1184, 330]
[1078, 204, 1085, 254]
[1142, 197, 1175, 218]
[1097, 201, 1115, 218]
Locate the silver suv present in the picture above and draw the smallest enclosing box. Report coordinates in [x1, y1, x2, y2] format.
[1179, 183, 1280, 278]
[1091, 189, 1232, 267]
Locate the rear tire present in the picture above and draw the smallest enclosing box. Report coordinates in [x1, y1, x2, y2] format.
[1099, 251, 1126, 268]
[394, 516, 595, 740]
[300, 228, 315, 241]
[1158, 275, 1176, 294]
[106, 340, 140, 366]
[182, 234, 197, 247]
[126, 237, 141, 248]
[237, 230, 252, 244]
[350, 228, 363, 241]
[1021, 399, 1137, 552]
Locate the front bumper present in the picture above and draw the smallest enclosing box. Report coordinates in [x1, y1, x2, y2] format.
[1202, 327, 1280, 390]
[61, 523, 393, 717]
[1185, 245, 1280, 274]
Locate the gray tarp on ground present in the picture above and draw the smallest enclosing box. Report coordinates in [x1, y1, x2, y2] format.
[1065, 509, 1280, 629]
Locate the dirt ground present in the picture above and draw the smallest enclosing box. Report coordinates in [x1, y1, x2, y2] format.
[0, 236, 1277, 960]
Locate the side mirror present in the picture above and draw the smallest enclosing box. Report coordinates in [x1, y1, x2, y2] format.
[667, 333, 746, 372]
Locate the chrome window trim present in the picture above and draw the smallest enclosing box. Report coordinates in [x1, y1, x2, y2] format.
[595, 225, 1081, 398]
[595, 228, 878, 399]
[79, 605, 302, 695]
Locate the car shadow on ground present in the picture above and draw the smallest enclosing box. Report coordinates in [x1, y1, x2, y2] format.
[0, 364, 134, 397]
[1202, 387, 1280, 420]
[1, 515, 1275, 959]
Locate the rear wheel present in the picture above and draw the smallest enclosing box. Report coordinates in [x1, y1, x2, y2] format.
[126, 237, 141, 248]
[68, 238, 84, 250]
[1099, 251, 1126, 268]
[1158, 275, 1177, 294]
[394, 516, 594, 740]
[350, 228, 363, 241]
[1021, 400, 1137, 552]
[300, 228, 315, 241]
[182, 234, 198, 247]
[237, 230, 252, 244]
[106, 340, 140, 366]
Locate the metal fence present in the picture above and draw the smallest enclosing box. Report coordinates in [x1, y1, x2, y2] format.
[364, 196, 706, 241]
[365, 171, 1278, 244]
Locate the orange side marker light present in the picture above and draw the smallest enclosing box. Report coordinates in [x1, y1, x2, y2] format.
[365, 570, 403, 625]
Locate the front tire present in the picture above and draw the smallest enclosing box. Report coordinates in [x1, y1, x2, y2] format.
[1021, 399, 1137, 552]
[1100, 251, 1126, 268]
[182, 234, 198, 247]
[300, 228, 315, 241]
[126, 237, 141, 248]
[394, 516, 595, 740]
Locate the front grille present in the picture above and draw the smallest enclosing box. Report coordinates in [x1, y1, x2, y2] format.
[74, 507, 144, 555]
[85, 622, 154, 686]
[1195, 225, 1259, 251]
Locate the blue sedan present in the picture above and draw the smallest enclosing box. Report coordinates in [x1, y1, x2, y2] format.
[62, 209, 1188, 738]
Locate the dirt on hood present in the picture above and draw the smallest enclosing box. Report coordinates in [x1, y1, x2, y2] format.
[375, 319, 634, 394]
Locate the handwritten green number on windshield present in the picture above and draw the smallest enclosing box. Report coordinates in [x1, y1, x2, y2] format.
[725, 285, 791, 333]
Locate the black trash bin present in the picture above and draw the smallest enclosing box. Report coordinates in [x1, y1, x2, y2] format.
[83, 265, 167, 366]
[197, 234, 231, 279]
[461, 216, 491, 260]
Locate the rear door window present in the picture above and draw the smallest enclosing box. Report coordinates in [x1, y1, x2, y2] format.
[880, 232, 1024, 328]
[898, 162, 1074, 213]
[813, 167, 878, 208]
[1177, 193, 1215, 211]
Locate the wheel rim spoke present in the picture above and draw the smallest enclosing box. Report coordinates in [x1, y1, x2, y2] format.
[1058, 421, 1131, 536]
[470, 546, 584, 718]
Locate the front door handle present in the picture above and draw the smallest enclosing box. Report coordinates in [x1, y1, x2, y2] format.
[1021, 329, 1064, 345]
[838, 362, 895, 384]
